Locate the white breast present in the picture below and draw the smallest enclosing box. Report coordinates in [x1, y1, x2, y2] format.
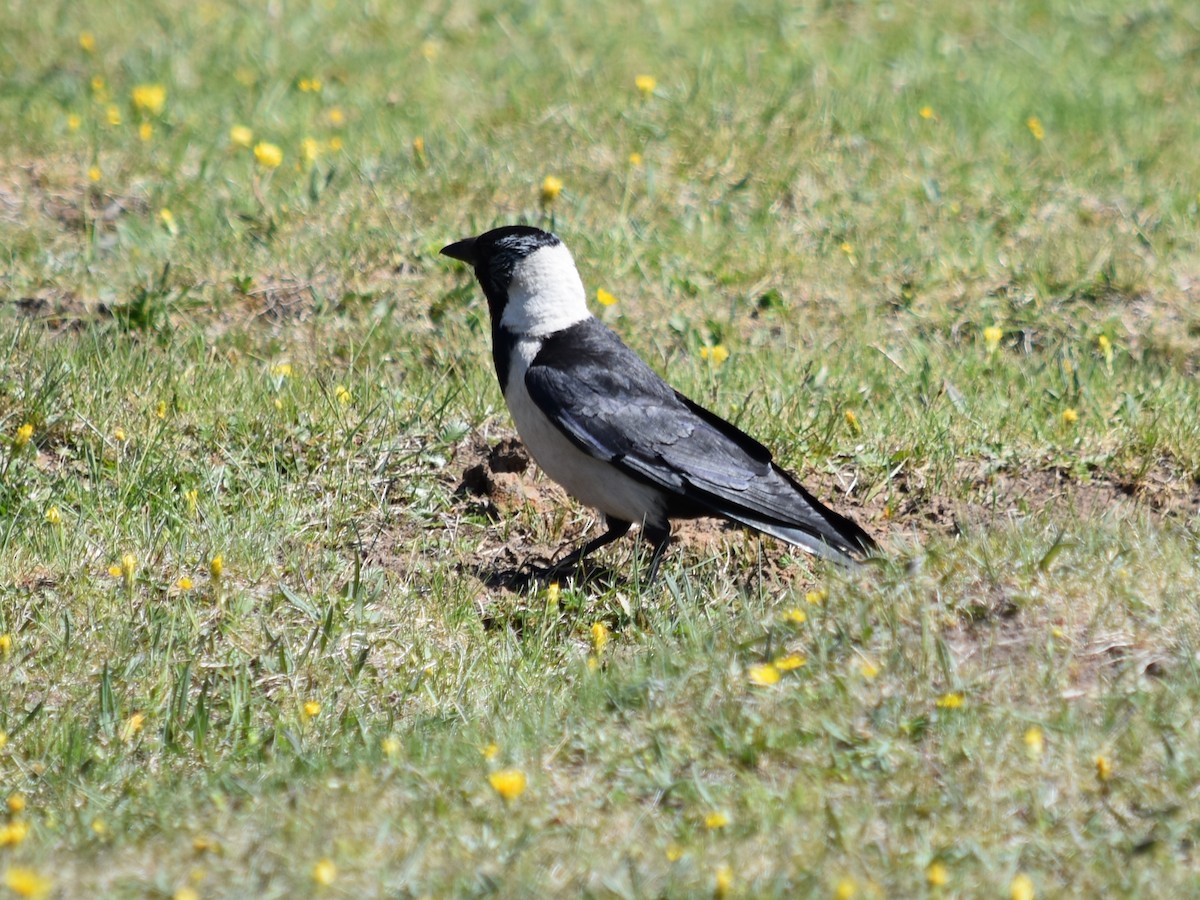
[504, 337, 668, 530]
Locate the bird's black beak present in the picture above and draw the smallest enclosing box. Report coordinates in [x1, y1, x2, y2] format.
[440, 236, 478, 265]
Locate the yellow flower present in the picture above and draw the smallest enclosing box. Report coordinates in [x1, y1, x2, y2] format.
[0, 732, 7, 749]
[0, 635, 11, 657]
[156, 400, 167, 419]
[926, 861, 948, 887]
[936, 692, 964, 709]
[113, 427, 127, 442]
[919, 105, 935, 120]
[481, 742, 500, 760]
[209, 555, 224, 579]
[174, 888, 200, 900]
[108, 565, 123, 577]
[703, 811, 729, 829]
[176, 576, 194, 591]
[844, 409, 861, 434]
[699, 344, 730, 366]
[984, 325, 1003, 353]
[185, 488, 199, 515]
[79, 31, 96, 52]
[628, 152, 643, 167]
[1026, 116, 1045, 141]
[420, 41, 440, 61]
[783, 608, 807, 624]
[540, 175, 564, 204]
[748, 663, 781, 686]
[91, 818, 107, 836]
[0, 821, 30, 847]
[840, 241, 854, 255]
[1061, 408, 1079, 425]
[596, 288, 618, 307]
[335, 385, 352, 405]
[159, 208, 177, 234]
[121, 553, 137, 577]
[3, 867, 52, 899]
[301, 136, 321, 165]
[859, 659, 880, 679]
[271, 363, 293, 378]
[591, 621, 609, 655]
[714, 864, 733, 898]
[254, 142, 283, 168]
[139, 122, 153, 141]
[634, 74, 657, 96]
[229, 124, 254, 148]
[111, 84, 147, 127]
[381, 736, 401, 757]
[297, 77, 323, 93]
[665, 842, 684, 862]
[121, 712, 145, 742]
[1011, 873, 1035, 900]
[7, 794, 25, 814]
[412, 135, 425, 160]
[14, 423, 33, 448]
[545, 581, 560, 609]
[1024, 726, 1044, 758]
[106, 104, 122, 126]
[88, 165, 102, 182]
[91, 74, 106, 95]
[806, 588, 827, 605]
[328, 136, 343, 152]
[312, 858, 336, 887]
[1094, 754, 1112, 782]
[67, 113, 82, 131]
[835, 877, 857, 899]
[303, 700, 321, 719]
[326, 106, 346, 126]
[774, 653, 806, 671]
[488, 768, 527, 800]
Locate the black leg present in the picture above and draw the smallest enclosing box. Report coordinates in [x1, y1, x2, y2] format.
[544, 519, 632, 578]
[641, 524, 673, 584]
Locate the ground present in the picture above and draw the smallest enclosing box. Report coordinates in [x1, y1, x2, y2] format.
[1, 0, 1200, 897]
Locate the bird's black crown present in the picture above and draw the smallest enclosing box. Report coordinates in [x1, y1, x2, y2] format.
[441, 225, 561, 317]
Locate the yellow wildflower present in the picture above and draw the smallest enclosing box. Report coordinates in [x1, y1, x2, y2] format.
[926, 861, 948, 887]
[90, 75, 106, 94]
[301, 136, 321, 165]
[0, 732, 7, 749]
[91, 818, 107, 836]
[1097, 334, 1112, 355]
[919, 105, 935, 120]
[159, 208, 177, 234]
[0, 821, 30, 847]
[1011, 873, 1035, 900]
[412, 135, 425, 161]
[174, 888, 200, 900]
[0, 635, 11, 657]
[488, 768, 527, 800]
[591, 621, 609, 655]
[67, 114, 82, 131]
[748, 663, 780, 686]
[840, 241, 854, 255]
[3, 867, 52, 899]
[481, 742, 500, 760]
[628, 152, 643, 167]
[714, 864, 733, 898]
[108, 565, 123, 577]
[79, 32, 96, 52]
[132, 84, 166, 116]
[229, 125, 254, 148]
[381, 736, 401, 757]
[703, 811, 729, 829]
[806, 588, 827, 604]
[1026, 116, 1045, 141]
[156, 400, 167, 419]
[113, 427, 126, 442]
[844, 409, 861, 434]
[936, 692, 964, 709]
[297, 78, 322, 93]
[540, 175, 563, 204]
[783, 608, 807, 624]
[1024, 726, 1044, 758]
[176, 576, 194, 591]
[139, 122, 153, 141]
[835, 877, 857, 899]
[420, 41, 440, 61]
[1061, 408, 1079, 425]
[121, 553, 137, 577]
[12, 424, 33, 450]
[596, 288, 617, 307]
[634, 74, 656, 96]
[254, 142, 283, 168]
[303, 700, 321, 719]
[335, 384, 352, 405]
[185, 488, 198, 515]
[699, 344, 730, 366]
[106, 104, 122, 126]
[121, 712, 145, 742]
[774, 653, 806, 671]
[209, 555, 224, 579]
[859, 659, 880, 679]
[88, 165, 101, 182]
[328, 136, 343, 152]
[7, 794, 25, 814]
[326, 106, 346, 126]
[271, 363, 293, 377]
[666, 842, 684, 862]
[1094, 754, 1112, 782]
[312, 858, 336, 887]
[545, 582, 560, 609]
[984, 325, 1003, 353]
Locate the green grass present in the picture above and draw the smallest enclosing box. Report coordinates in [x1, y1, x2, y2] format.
[2, 0, 1200, 895]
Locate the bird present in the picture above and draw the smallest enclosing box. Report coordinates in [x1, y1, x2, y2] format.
[441, 224, 877, 582]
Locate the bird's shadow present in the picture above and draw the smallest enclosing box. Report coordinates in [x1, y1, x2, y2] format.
[468, 558, 628, 594]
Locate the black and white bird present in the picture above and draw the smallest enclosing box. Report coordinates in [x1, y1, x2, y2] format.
[441, 225, 877, 582]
